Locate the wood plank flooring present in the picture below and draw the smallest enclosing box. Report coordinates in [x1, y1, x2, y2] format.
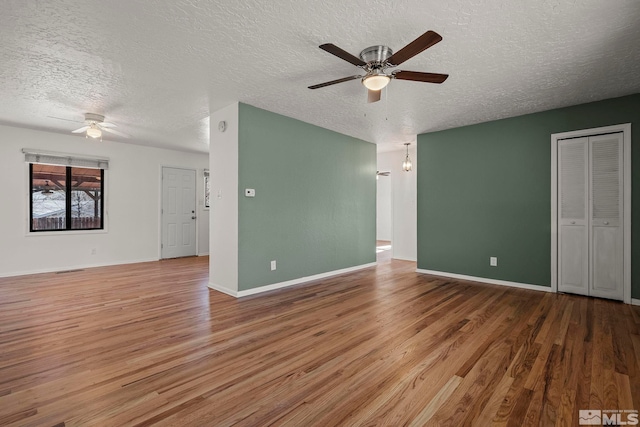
[0, 257, 638, 426]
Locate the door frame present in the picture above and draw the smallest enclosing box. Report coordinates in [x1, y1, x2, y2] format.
[550, 123, 631, 303]
[159, 165, 199, 259]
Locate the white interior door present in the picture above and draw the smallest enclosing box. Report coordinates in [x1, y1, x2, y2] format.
[162, 167, 197, 259]
[558, 138, 589, 296]
[557, 132, 624, 301]
[589, 133, 623, 300]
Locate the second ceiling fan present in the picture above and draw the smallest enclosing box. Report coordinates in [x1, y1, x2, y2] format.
[309, 30, 448, 103]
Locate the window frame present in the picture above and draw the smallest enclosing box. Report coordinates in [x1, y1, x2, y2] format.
[29, 163, 105, 233]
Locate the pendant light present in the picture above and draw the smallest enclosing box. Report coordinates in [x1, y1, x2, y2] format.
[402, 143, 412, 172]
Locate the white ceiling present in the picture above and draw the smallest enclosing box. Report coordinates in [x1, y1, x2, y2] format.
[1, 0, 639, 154]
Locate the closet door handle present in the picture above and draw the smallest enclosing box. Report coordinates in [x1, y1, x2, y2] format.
[570, 221, 575, 224]
[603, 221, 609, 225]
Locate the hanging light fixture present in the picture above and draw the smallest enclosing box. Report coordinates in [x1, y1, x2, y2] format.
[41, 180, 54, 195]
[402, 143, 412, 172]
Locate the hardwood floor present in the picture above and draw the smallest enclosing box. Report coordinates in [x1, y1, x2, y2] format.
[0, 257, 638, 426]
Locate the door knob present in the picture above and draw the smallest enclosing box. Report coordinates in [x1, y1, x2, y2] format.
[570, 221, 575, 224]
[191, 216, 196, 220]
[604, 221, 609, 225]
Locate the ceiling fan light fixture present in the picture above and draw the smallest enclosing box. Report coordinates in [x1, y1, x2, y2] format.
[86, 125, 102, 139]
[362, 73, 390, 91]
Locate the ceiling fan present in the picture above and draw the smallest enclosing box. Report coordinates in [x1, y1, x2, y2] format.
[308, 30, 448, 103]
[71, 113, 129, 139]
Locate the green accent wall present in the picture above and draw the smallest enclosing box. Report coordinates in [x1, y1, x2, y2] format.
[237, 103, 376, 291]
[417, 93, 640, 298]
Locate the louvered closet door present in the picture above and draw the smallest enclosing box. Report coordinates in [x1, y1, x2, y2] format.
[589, 133, 623, 300]
[558, 138, 589, 296]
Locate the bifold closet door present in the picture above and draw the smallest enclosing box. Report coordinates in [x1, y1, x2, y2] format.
[589, 133, 623, 300]
[557, 133, 624, 301]
[558, 137, 589, 296]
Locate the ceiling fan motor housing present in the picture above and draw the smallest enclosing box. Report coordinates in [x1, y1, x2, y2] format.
[84, 113, 105, 124]
[359, 45, 393, 69]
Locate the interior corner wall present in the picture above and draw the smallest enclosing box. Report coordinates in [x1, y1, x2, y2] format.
[0, 124, 209, 277]
[377, 148, 417, 261]
[417, 93, 640, 298]
[209, 102, 240, 294]
[237, 103, 376, 291]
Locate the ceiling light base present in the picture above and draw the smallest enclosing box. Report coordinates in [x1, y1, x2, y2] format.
[84, 113, 105, 124]
[359, 45, 393, 65]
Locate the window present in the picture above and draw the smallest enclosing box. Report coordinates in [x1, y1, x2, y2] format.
[29, 163, 105, 232]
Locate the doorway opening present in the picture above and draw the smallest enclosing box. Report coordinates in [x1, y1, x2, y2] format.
[376, 170, 392, 262]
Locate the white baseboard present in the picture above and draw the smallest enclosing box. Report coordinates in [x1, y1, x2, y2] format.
[415, 269, 553, 293]
[208, 282, 238, 298]
[392, 256, 417, 262]
[197, 252, 210, 257]
[632, 299, 640, 306]
[0, 257, 159, 278]
[209, 262, 377, 298]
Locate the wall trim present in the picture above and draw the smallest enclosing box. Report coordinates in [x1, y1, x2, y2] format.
[632, 299, 640, 307]
[210, 262, 377, 298]
[198, 252, 210, 257]
[416, 269, 553, 293]
[392, 256, 417, 262]
[550, 123, 632, 304]
[0, 257, 158, 278]
[207, 282, 238, 298]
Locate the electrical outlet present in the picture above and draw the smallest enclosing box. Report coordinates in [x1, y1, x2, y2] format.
[490, 257, 498, 267]
[270, 260, 276, 271]
[245, 188, 255, 197]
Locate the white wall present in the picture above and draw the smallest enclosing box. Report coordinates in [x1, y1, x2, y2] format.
[377, 147, 417, 261]
[0, 124, 209, 277]
[208, 103, 239, 294]
[376, 174, 392, 241]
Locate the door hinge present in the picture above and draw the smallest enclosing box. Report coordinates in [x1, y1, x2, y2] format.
[161, 243, 163, 249]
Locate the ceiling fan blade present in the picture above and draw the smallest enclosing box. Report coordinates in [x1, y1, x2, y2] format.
[387, 30, 443, 66]
[319, 44, 366, 67]
[99, 122, 117, 128]
[102, 127, 129, 138]
[308, 75, 362, 89]
[368, 89, 381, 103]
[71, 126, 90, 133]
[393, 70, 449, 83]
[48, 115, 84, 123]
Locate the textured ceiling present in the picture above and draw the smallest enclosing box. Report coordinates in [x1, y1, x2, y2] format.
[1, 0, 639, 153]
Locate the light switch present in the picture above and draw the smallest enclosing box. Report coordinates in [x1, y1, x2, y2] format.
[245, 188, 255, 197]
